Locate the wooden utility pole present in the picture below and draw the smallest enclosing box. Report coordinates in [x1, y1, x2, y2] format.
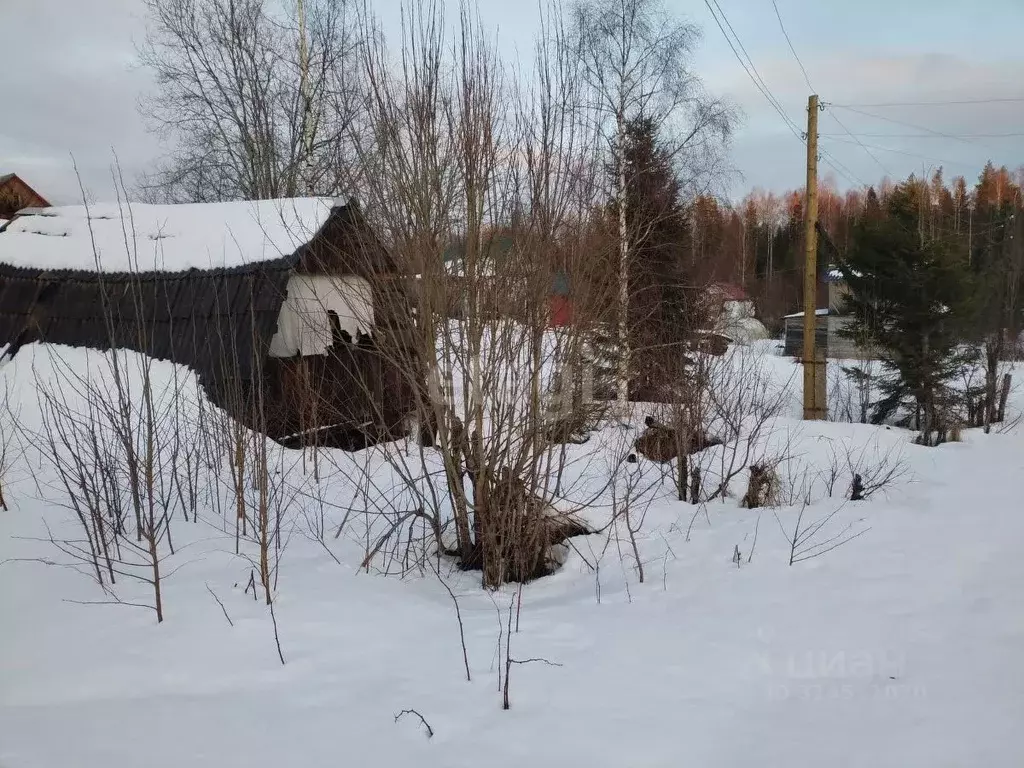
[802, 94, 826, 420]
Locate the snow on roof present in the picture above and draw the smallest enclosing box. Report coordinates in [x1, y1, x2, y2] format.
[827, 267, 863, 282]
[783, 308, 830, 319]
[0, 198, 335, 274]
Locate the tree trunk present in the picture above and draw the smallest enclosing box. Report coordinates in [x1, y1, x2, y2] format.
[616, 114, 630, 412]
[997, 373, 1012, 423]
[676, 450, 688, 502]
[984, 340, 999, 433]
[919, 331, 932, 444]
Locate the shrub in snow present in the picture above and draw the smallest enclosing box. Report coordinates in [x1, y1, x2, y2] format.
[741, 463, 780, 509]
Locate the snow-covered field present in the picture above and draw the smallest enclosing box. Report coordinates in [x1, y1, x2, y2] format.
[2, 342, 1024, 767]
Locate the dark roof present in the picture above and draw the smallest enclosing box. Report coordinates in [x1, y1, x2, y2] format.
[294, 202, 396, 278]
[0, 203, 385, 389]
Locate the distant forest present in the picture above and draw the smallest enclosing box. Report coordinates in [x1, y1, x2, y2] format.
[686, 161, 1023, 330]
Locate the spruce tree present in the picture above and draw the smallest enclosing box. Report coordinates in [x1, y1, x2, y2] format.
[610, 115, 698, 400]
[839, 182, 974, 443]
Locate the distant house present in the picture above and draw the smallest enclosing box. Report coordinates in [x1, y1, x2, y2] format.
[782, 265, 876, 359]
[0, 198, 420, 448]
[706, 282, 769, 344]
[782, 307, 877, 360]
[706, 281, 748, 305]
[0, 173, 50, 219]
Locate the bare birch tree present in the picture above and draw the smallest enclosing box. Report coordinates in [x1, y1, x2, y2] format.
[570, 0, 734, 409]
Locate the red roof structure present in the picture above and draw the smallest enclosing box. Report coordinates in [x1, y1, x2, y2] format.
[0, 173, 50, 219]
[707, 282, 748, 303]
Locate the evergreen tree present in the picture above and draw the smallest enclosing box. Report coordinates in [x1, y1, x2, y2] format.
[965, 165, 1023, 428]
[610, 115, 698, 399]
[839, 182, 974, 443]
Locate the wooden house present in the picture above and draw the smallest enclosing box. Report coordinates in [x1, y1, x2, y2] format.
[0, 173, 50, 219]
[0, 198, 419, 449]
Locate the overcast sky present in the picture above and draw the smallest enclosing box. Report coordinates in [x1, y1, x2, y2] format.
[3, 0, 1023, 204]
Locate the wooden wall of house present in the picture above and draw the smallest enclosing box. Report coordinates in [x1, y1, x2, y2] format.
[259, 343, 412, 448]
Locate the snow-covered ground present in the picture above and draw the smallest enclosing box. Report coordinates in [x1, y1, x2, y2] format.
[2, 342, 1024, 767]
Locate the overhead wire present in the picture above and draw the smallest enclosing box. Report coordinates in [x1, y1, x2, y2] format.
[708, 0, 888, 194]
[820, 132, 1024, 139]
[828, 104, 999, 150]
[701, 0, 805, 142]
[761, 0, 870, 201]
[819, 148, 871, 189]
[831, 97, 1024, 108]
[704, 3, 1015, 192]
[770, 0, 814, 92]
[702, 3, 869, 202]
[821, 136, 977, 170]
[709, 0, 795, 124]
[825, 107, 895, 179]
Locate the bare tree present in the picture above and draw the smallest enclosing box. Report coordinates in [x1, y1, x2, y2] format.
[29, 341, 197, 623]
[137, 0, 364, 201]
[328, 0, 629, 589]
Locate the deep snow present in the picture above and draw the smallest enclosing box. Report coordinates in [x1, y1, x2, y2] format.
[2, 343, 1024, 767]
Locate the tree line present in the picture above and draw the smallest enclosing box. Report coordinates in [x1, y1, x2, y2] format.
[835, 162, 1023, 443]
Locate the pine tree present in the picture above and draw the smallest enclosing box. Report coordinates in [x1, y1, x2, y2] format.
[839, 182, 974, 443]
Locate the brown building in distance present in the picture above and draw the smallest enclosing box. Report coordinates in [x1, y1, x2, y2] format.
[0, 173, 50, 219]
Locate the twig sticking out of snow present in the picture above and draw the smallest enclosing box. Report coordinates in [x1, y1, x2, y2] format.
[205, 582, 234, 627]
[394, 709, 434, 739]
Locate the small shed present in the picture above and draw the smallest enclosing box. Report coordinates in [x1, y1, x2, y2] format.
[782, 308, 867, 359]
[0, 198, 419, 448]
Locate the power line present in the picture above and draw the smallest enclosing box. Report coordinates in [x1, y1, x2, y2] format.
[821, 136, 977, 170]
[708, 0, 803, 137]
[770, 0, 813, 92]
[819, 148, 870, 189]
[701, 0, 804, 142]
[828, 105, 999, 150]
[831, 97, 1024, 108]
[820, 132, 1024, 139]
[825, 107, 894, 179]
